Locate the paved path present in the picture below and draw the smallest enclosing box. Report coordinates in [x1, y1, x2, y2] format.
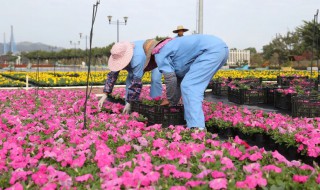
[203, 90, 291, 115]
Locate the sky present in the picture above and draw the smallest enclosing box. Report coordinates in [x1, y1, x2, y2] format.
[0, 0, 319, 52]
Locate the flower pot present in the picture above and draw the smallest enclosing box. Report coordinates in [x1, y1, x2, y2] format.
[234, 128, 246, 140]
[207, 125, 219, 134]
[263, 135, 278, 151]
[277, 144, 299, 161]
[218, 127, 234, 140]
[253, 133, 267, 148]
[300, 155, 315, 166]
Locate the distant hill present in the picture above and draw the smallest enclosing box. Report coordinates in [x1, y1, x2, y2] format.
[0, 42, 64, 54]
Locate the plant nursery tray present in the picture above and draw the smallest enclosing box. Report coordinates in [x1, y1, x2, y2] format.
[107, 95, 126, 105]
[131, 101, 186, 127]
[274, 91, 295, 110]
[227, 87, 264, 105]
[277, 76, 309, 86]
[212, 82, 228, 96]
[262, 87, 276, 105]
[292, 95, 320, 118]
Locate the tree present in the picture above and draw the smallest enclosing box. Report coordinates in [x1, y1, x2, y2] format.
[296, 20, 320, 58]
[245, 47, 257, 54]
[262, 32, 294, 64]
[250, 53, 264, 67]
[269, 52, 279, 68]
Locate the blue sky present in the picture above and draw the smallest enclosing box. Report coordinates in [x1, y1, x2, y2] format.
[0, 0, 319, 52]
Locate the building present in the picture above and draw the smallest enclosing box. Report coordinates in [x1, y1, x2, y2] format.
[9, 26, 17, 54]
[2, 25, 17, 55]
[227, 49, 250, 66]
[3, 33, 8, 55]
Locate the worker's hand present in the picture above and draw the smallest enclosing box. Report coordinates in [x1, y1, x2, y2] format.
[122, 102, 131, 114]
[160, 99, 170, 106]
[98, 94, 108, 111]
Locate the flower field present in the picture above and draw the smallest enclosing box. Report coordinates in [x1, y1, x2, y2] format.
[1, 87, 320, 189]
[0, 70, 318, 87]
[0, 75, 25, 87]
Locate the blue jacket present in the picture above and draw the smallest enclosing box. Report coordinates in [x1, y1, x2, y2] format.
[155, 35, 228, 78]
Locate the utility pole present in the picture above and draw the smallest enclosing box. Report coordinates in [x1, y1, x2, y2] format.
[198, 0, 203, 34]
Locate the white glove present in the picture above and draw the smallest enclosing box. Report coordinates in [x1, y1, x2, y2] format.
[98, 94, 108, 111]
[122, 102, 131, 114]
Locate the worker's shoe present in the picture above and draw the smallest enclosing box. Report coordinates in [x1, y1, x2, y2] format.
[190, 127, 207, 132]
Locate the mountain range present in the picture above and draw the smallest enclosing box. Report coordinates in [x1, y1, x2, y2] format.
[0, 42, 64, 54]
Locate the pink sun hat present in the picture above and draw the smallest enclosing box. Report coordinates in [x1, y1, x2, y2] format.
[108, 41, 134, 72]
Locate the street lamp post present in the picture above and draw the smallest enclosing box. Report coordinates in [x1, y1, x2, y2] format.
[79, 33, 88, 67]
[107, 16, 128, 42]
[70, 40, 80, 73]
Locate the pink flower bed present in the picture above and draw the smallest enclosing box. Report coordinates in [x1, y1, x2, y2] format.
[109, 87, 320, 157]
[0, 89, 320, 189]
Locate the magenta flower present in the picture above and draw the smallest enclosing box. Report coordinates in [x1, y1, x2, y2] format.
[137, 137, 149, 147]
[262, 165, 282, 173]
[71, 154, 86, 168]
[156, 164, 176, 177]
[299, 164, 314, 171]
[209, 178, 227, 190]
[101, 178, 123, 189]
[6, 182, 24, 190]
[173, 171, 192, 179]
[185, 181, 206, 188]
[293, 175, 309, 183]
[146, 171, 160, 183]
[243, 163, 261, 174]
[10, 170, 32, 185]
[31, 171, 48, 186]
[153, 138, 168, 149]
[196, 169, 212, 179]
[172, 132, 182, 142]
[170, 186, 187, 190]
[75, 174, 94, 182]
[248, 152, 263, 161]
[41, 183, 57, 190]
[211, 170, 226, 179]
[316, 174, 320, 184]
[236, 172, 267, 189]
[220, 157, 235, 171]
[191, 131, 206, 140]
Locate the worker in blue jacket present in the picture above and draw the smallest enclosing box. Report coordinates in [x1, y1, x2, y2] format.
[146, 35, 229, 130]
[98, 40, 162, 113]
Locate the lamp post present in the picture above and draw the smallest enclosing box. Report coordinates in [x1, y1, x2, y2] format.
[70, 40, 80, 73]
[107, 16, 128, 42]
[79, 33, 88, 66]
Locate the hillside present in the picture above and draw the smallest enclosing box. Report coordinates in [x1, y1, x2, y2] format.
[0, 42, 63, 54]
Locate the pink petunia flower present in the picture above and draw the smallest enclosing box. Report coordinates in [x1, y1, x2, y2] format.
[262, 165, 282, 173]
[209, 178, 228, 190]
[293, 175, 309, 183]
[75, 174, 94, 182]
[185, 181, 206, 188]
[196, 169, 212, 179]
[6, 182, 24, 190]
[243, 163, 261, 174]
[41, 183, 57, 190]
[211, 170, 226, 179]
[316, 173, 320, 184]
[170, 186, 187, 190]
[31, 171, 48, 186]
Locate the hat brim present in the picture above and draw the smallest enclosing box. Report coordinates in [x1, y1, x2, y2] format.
[173, 29, 189, 33]
[108, 43, 134, 72]
[144, 40, 161, 72]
